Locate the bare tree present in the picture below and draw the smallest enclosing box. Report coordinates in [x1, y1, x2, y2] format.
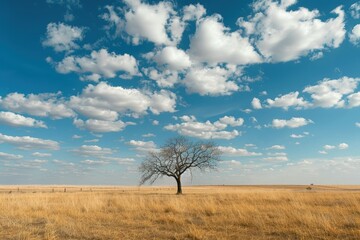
[139, 136, 222, 194]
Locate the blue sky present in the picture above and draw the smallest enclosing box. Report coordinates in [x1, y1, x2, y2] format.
[1, 0, 360, 185]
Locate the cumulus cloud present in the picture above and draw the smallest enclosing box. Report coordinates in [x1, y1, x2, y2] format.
[0, 92, 74, 119]
[164, 115, 241, 139]
[271, 117, 313, 129]
[152, 46, 191, 71]
[303, 77, 359, 108]
[0, 133, 59, 150]
[348, 92, 360, 108]
[189, 15, 262, 65]
[72, 145, 134, 165]
[74, 118, 134, 133]
[266, 145, 285, 150]
[144, 68, 179, 88]
[69, 82, 176, 120]
[218, 116, 244, 127]
[263, 151, 288, 162]
[80, 159, 108, 165]
[251, 97, 262, 109]
[266, 92, 308, 110]
[349, 24, 360, 46]
[72, 145, 113, 157]
[55, 49, 139, 81]
[183, 65, 241, 96]
[290, 134, 305, 139]
[338, 143, 349, 150]
[350, 2, 360, 19]
[218, 146, 262, 157]
[0, 152, 23, 160]
[323, 143, 349, 151]
[182, 3, 206, 21]
[42, 22, 84, 52]
[0, 111, 47, 128]
[239, 0, 345, 62]
[128, 140, 157, 152]
[102, 0, 183, 45]
[266, 77, 360, 109]
[323, 145, 336, 150]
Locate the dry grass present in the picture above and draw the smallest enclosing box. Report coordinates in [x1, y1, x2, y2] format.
[1, 185, 360, 239]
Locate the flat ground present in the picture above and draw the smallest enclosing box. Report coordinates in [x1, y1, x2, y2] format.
[0, 185, 360, 239]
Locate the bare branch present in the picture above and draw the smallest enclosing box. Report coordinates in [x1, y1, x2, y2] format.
[139, 136, 222, 193]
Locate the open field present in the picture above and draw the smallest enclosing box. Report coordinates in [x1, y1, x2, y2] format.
[1, 185, 360, 240]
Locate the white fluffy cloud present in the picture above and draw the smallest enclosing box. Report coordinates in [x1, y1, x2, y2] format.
[323, 143, 349, 151]
[251, 97, 262, 109]
[0, 133, 59, 150]
[0, 92, 74, 119]
[303, 77, 359, 108]
[218, 116, 244, 127]
[348, 92, 360, 108]
[42, 22, 84, 52]
[182, 3, 206, 21]
[218, 146, 262, 157]
[183, 66, 241, 96]
[349, 24, 360, 46]
[72, 145, 134, 165]
[128, 140, 157, 152]
[350, 2, 360, 19]
[72, 145, 113, 157]
[271, 117, 313, 129]
[69, 82, 176, 120]
[338, 143, 349, 150]
[266, 77, 360, 109]
[266, 145, 285, 150]
[103, 0, 183, 45]
[164, 115, 241, 139]
[74, 118, 134, 133]
[0, 152, 23, 160]
[266, 92, 308, 110]
[55, 49, 139, 81]
[290, 134, 305, 139]
[144, 68, 179, 88]
[264, 151, 288, 162]
[323, 145, 336, 150]
[189, 15, 262, 65]
[152, 46, 191, 70]
[239, 0, 345, 62]
[80, 159, 108, 165]
[0, 111, 47, 128]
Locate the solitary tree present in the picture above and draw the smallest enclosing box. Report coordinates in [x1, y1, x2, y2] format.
[139, 136, 222, 194]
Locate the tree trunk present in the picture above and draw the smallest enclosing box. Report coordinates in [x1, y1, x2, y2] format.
[175, 176, 182, 194]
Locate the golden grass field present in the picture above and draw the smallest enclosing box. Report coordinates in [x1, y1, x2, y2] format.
[1, 185, 360, 240]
